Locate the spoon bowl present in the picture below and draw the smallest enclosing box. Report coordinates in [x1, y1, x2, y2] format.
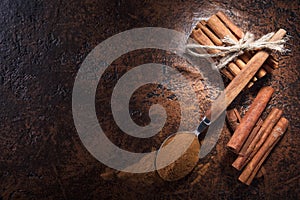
[155, 131, 200, 181]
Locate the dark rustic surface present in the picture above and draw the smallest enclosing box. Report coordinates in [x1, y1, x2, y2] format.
[0, 0, 299, 199]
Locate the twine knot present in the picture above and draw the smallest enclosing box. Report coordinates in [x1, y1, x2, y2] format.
[186, 32, 288, 70]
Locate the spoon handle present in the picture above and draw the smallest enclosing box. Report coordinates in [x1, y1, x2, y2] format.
[196, 29, 286, 134]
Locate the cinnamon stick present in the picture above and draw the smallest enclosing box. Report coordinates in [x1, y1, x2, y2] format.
[206, 14, 263, 85]
[200, 17, 245, 82]
[206, 15, 238, 42]
[215, 12, 270, 80]
[239, 117, 289, 185]
[226, 108, 242, 132]
[255, 166, 266, 179]
[197, 16, 244, 82]
[235, 58, 258, 82]
[231, 120, 262, 170]
[192, 22, 236, 81]
[191, 28, 217, 54]
[216, 11, 244, 39]
[266, 57, 279, 69]
[193, 13, 284, 84]
[241, 52, 278, 70]
[239, 118, 264, 156]
[227, 86, 274, 153]
[240, 52, 273, 76]
[227, 62, 241, 76]
[242, 108, 282, 162]
[240, 50, 278, 70]
[232, 108, 282, 170]
[215, 12, 269, 79]
[198, 21, 223, 46]
[261, 63, 274, 74]
[221, 68, 235, 80]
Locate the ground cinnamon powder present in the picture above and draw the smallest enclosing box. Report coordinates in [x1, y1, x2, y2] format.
[156, 132, 200, 181]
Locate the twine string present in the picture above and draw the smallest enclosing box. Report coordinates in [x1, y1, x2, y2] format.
[186, 32, 288, 70]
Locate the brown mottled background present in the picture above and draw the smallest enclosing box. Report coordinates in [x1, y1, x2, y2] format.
[0, 0, 299, 199]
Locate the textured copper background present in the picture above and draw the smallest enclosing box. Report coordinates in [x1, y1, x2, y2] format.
[0, 0, 299, 199]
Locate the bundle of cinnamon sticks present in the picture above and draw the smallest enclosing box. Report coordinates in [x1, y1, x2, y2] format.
[226, 86, 289, 185]
[191, 11, 288, 185]
[190, 11, 279, 88]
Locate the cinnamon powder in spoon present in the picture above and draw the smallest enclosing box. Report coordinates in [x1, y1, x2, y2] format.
[156, 132, 200, 181]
